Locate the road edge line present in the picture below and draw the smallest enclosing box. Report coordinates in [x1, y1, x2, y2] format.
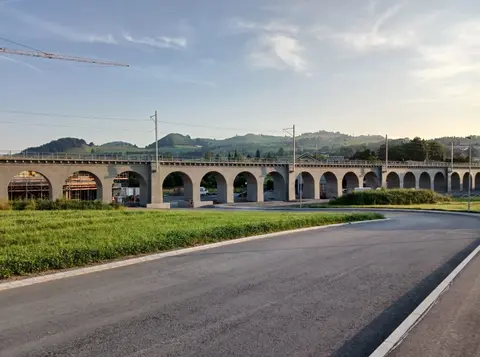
[0, 218, 388, 292]
[369, 243, 480, 357]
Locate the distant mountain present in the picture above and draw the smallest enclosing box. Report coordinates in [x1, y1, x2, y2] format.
[21, 132, 479, 158]
[100, 141, 137, 148]
[22, 138, 93, 154]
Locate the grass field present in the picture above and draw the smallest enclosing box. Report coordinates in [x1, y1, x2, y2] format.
[0, 210, 382, 279]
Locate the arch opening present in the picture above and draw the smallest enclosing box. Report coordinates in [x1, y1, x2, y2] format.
[263, 172, 287, 201]
[295, 172, 315, 199]
[320, 172, 338, 199]
[451, 172, 461, 192]
[234, 171, 258, 202]
[386, 172, 400, 189]
[419, 172, 431, 190]
[433, 172, 446, 192]
[463, 173, 473, 191]
[8, 171, 51, 201]
[112, 171, 148, 206]
[162, 171, 193, 207]
[342, 172, 359, 193]
[363, 172, 379, 189]
[64, 171, 102, 201]
[200, 171, 227, 203]
[476, 173, 480, 191]
[403, 172, 416, 189]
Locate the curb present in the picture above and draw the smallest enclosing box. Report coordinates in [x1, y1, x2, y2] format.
[0, 218, 388, 292]
[219, 205, 480, 218]
[369, 243, 480, 357]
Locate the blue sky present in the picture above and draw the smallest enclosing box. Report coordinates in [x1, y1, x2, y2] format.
[0, 0, 479, 150]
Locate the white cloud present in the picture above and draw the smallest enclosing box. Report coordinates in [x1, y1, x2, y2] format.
[123, 34, 187, 50]
[10, 9, 117, 44]
[248, 34, 308, 73]
[317, 4, 416, 52]
[412, 20, 480, 81]
[230, 18, 299, 35]
[0, 54, 42, 72]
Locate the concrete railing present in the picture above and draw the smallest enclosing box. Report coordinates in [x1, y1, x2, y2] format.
[1, 151, 479, 168]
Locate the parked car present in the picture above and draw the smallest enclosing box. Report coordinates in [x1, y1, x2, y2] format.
[200, 187, 209, 196]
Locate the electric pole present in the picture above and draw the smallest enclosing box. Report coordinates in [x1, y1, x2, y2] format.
[385, 134, 388, 170]
[283, 125, 298, 204]
[150, 111, 159, 172]
[467, 136, 472, 212]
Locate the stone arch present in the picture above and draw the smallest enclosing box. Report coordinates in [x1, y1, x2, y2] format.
[263, 171, 287, 201]
[162, 171, 194, 206]
[364, 172, 379, 189]
[200, 171, 228, 203]
[295, 171, 315, 199]
[342, 172, 359, 193]
[476, 173, 480, 191]
[419, 172, 431, 189]
[112, 171, 148, 206]
[320, 172, 338, 198]
[386, 172, 400, 189]
[433, 172, 446, 192]
[234, 171, 258, 202]
[403, 172, 416, 189]
[463, 173, 473, 191]
[8, 170, 52, 200]
[451, 172, 461, 192]
[64, 171, 102, 201]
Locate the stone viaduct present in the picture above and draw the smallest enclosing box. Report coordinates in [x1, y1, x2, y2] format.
[1, 154, 479, 208]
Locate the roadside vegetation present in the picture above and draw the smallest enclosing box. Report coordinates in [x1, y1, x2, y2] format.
[330, 189, 450, 206]
[0, 199, 121, 211]
[301, 189, 480, 213]
[0, 210, 383, 279]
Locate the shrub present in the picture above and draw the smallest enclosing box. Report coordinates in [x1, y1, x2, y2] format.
[330, 189, 450, 206]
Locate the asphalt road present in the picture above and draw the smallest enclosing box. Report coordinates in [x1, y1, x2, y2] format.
[0, 212, 479, 357]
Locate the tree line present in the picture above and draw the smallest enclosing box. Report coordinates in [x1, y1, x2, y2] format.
[350, 137, 477, 162]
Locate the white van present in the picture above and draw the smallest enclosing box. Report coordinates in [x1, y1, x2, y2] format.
[200, 187, 209, 196]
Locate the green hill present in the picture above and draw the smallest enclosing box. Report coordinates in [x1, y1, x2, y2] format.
[20, 132, 479, 160]
[23, 138, 93, 154]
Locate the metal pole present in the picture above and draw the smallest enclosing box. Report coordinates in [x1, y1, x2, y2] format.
[468, 137, 472, 212]
[451, 141, 454, 169]
[293, 124, 296, 168]
[155, 110, 159, 173]
[385, 134, 388, 170]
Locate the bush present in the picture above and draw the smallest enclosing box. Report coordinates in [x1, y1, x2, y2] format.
[8, 198, 122, 211]
[330, 189, 450, 206]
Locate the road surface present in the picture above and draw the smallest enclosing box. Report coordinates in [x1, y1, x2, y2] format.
[0, 212, 478, 357]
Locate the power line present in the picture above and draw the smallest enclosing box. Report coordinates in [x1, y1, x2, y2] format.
[0, 120, 151, 132]
[0, 109, 150, 122]
[0, 109, 285, 134]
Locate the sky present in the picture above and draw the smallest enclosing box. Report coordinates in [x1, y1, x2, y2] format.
[0, 0, 479, 151]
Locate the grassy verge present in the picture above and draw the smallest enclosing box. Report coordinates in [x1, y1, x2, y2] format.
[0, 210, 383, 279]
[298, 201, 480, 213]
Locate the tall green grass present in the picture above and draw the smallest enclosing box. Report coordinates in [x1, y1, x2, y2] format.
[0, 210, 383, 278]
[1, 199, 121, 211]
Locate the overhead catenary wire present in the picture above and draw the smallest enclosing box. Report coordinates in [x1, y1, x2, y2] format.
[0, 109, 285, 134]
